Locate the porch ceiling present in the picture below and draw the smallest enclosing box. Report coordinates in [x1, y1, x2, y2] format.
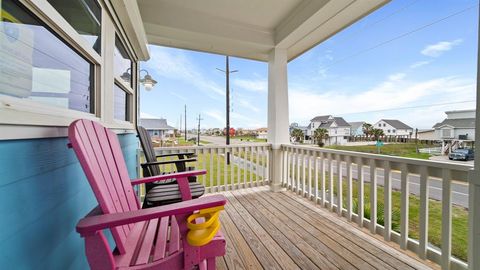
[137, 0, 390, 61]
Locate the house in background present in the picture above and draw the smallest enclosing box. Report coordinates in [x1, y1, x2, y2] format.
[255, 128, 268, 139]
[374, 119, 413, 138]
[348, 121, 365, 136]
[289, 122, 309, 141]
[139, 117, 175, 141]
[308, 115, 351, 145]
[417, 129, 436, 140]
[433, 109, 475, 154]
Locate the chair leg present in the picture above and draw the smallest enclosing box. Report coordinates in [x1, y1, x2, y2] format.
[207, 258, 216, 270]
[198, 259, 207, 270]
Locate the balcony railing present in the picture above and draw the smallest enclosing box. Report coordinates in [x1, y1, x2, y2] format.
[152, 143, 271, 193]
[140, 142, 475, 269]
[281, 144, 473, 270]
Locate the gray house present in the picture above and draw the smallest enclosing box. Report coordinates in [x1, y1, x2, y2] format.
[308, 115, 351, 145]
[433, 109, 475, 141]
[139, 118, 175, 140]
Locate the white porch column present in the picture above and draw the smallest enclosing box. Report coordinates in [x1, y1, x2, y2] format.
[267, 48, 290, 192]
[469, 6, 480, 269]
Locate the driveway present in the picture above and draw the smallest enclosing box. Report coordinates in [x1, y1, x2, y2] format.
[429, 155, 474, 165]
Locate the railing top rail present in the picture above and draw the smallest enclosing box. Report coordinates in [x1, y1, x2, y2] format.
[281, 143, 473, 172]
[154, 143, 272, 152]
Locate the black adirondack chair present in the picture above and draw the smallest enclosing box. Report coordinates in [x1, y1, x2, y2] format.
[137, 126, 205, 207]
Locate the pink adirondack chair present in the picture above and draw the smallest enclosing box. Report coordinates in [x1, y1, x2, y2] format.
[68, 119, 226, 270]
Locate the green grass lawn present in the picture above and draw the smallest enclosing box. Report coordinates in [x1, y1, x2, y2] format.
[289, 164, 468, 261]
[227, 135, 267, 143]
[327, 143, 433, 160]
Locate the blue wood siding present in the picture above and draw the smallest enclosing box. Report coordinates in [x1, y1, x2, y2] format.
[0, 133, 138, 270]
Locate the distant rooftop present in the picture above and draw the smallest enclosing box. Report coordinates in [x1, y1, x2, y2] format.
[380, 119, 412, 130]
[433, 118, 475, 129]
[139, 118, 175, 130]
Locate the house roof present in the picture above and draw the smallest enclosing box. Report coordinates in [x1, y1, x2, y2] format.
[433, 118, 475, 129]
[348, 121, 365, 131]
[138, 0, 389, 61]
[139, 118, 175, 130]
[311, 115, 350, 128]
[380, 119, 412, 130]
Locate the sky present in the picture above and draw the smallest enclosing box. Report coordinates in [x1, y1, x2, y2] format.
[140, 0, 479, 130]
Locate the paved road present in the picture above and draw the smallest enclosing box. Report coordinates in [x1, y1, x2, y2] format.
[295, 159, 469, 208]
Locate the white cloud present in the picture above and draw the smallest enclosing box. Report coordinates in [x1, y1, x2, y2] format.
[421, 39, 462, 57]
[146, 46, 225, 98]
[409, 61, 430, 69]
[289, 73, 475, 128]
[233, 78, 267, 92]
[204, 110, 224, 124]
[388, 73, 406, 81]
[169, 91, 187, 101]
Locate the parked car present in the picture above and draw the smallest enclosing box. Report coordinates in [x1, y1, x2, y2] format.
[448, 149, 474, 161]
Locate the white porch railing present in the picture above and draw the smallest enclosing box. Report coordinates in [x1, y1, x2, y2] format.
[153, 144, 271, 193]
[281, 144, 473, 270]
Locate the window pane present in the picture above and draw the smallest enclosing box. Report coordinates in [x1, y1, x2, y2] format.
[114, 36, 132, 86]
[0, 0, 94, 113]
[114, 83, 128, 121]
[47, 0, 101, 55]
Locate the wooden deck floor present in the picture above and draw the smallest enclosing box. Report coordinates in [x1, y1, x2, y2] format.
[214, 187, 438, 270]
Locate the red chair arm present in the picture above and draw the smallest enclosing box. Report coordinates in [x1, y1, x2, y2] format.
[76, 195, 226, 236]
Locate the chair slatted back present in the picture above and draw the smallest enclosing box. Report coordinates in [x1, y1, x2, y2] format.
[137, 126, 161, 176]
[68, 119, 139, 254]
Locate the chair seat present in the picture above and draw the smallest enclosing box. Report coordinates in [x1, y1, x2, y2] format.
[115, 215, 225, 268]
[144, 182, 205, 207]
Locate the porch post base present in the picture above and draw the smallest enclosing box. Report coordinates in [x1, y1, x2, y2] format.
[269, 182, 285, 192]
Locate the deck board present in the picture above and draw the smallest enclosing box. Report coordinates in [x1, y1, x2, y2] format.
[216, 187, 439, 270]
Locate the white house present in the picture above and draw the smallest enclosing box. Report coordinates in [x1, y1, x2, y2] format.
[256, 128, 268, 140]
[433, 109, 475, 141]
[309, 115, 351, 145]
[373, 119, 413, 138]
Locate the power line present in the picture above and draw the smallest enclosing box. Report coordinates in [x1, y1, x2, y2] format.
[337, 100, 475, 116]
[325, 0, 421, 50]
[320, 3, 479, 71]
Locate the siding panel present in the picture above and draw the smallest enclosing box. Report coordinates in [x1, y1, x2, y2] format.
[0, 133, 138, 270]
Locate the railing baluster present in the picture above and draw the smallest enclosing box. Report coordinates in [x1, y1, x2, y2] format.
[238, 146, 242, 187]
[329, 153, 334, 211]
[301, 149, 306, 196]
[217, 148, 221, 192]
[209, 148, 213, 193]
[286, 148, 291, 189]
[441, 168, 452, 269]
[243, 147, 247, 188]
[296, 148, 300, 192]
[201, 148, 206, 185]
[337, 154, 343, 216]
[308, 150, 312, 200]
[224, 148, 228, 191]
[282, 146, 287, 187]
[369, 159, 377, 234]
[230, 146, 235, 190]
[249, 146, 254, 186]
[383, 160, 392, 241]
[357, 157, 364, 228]
[265, 145, 270, 183]
[321, 152, 326, 207]
[315, 151, 319, 204]
[418, 166, 429, 259]
[346, 156, 352, 221]
[256, 145, 260, 186]
[400, 163, 409, 250]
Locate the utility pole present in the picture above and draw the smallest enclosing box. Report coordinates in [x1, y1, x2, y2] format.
[184, 105, 187, 141]
[197, 114, 203, 146]
[217, 56, 238, 164]
[179, 114, 182, 138]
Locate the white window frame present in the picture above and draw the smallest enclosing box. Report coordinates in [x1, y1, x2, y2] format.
[1, 0, 139, 139]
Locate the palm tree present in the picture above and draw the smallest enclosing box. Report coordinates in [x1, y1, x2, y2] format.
[371, 128, 384, 141]
[362, 123, 373, 140]
[291, 128, 304, 143]
[313, 128, 329, 147]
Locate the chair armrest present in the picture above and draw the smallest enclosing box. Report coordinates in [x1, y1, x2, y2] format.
[76, 195, 226, 236]
[130, 170, 206, 186]
[156, 152, 196, 158]
[140, 158, 197, 168]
